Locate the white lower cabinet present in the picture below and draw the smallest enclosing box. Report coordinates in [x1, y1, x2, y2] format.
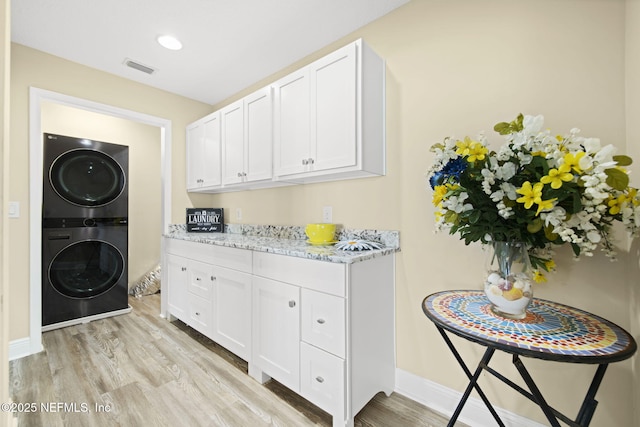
[163, 238, 252, 360]
[163, 238, 395, 427]
[212, 266, 252, 361]
[166, 253, 188, 322]
[251, 276, 300, 392]
[187, 292, 212, 336]
[300, 342, 345, 416]
[249, 251, 395, 427]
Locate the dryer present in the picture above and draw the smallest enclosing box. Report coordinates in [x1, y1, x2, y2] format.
[42, 218, 129, 328]
[43, 133, 128, 219]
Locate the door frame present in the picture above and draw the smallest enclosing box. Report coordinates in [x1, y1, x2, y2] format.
[25, 87, 172, 356]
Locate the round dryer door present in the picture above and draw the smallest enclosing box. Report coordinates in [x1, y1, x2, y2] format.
[49, 240, 124, 298]
[49, 149, 126, 207]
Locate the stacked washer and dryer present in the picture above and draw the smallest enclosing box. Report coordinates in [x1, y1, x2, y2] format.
[42, 133, 131, 330]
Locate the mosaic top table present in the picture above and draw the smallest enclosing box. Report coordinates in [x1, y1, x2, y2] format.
[422, 290, 637, 427]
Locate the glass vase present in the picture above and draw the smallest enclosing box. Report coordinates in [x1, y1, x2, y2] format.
[483, 241, 533, 319]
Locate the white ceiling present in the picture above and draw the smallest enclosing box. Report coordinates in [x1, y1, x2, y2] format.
[11, 0, 409, 105]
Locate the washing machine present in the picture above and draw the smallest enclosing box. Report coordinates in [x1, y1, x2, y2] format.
[42, 133, 128, 219]
[41, 218, 130, 329]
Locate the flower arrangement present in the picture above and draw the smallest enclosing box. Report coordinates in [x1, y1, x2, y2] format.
[427, 114, 640, 282]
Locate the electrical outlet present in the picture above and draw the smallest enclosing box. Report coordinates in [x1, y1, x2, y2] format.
[236, 208, 242, 221]
[322, 206, 332, 223]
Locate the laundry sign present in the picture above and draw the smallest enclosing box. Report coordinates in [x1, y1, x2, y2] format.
[186, 208, 224, 232]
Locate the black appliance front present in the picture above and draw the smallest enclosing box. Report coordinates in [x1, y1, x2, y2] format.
[43, 133, 128, 219]
[42, 219, 128, 327]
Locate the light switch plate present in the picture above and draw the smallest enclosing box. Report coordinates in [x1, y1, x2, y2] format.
[8, 201, 19, 218]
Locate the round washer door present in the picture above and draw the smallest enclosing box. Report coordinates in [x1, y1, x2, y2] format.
[49, 240, 124, 299]
[49, 149, 126, 207]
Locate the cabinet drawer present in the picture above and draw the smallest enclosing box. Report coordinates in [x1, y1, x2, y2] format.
[253, 252, 345, 297]
[187, 293, 212, 336]
[188, 260, 214, 300]
[300, 342, 345, 416]
[301, 289, 345, 358]
[165, 238, 252, 273]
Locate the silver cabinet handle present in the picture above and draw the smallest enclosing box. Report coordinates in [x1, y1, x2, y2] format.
[237, 172, 243, 177]
[289, 300, 296, 308]
[316, 318, 326, 324]
[195, 312, 200, 316]
[308, 158, 315, 164]
[181, 267, 187, 271]
[211, 276, 216, 281]
[302, 159, 308, 165]
[315, 376, 324, 383]
[196, 277, 201, 281]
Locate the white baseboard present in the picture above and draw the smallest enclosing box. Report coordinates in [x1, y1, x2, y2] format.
[395, 368, 546, 427]
[8, 337, 34, 361]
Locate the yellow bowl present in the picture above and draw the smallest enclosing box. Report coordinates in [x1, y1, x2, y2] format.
[305, 223, 336, 243]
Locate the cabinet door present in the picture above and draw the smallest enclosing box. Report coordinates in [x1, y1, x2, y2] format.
[245, 87, 273, 183]
[221, 100, 245, 185]
[186, 122, 204, 190]
[273, 68, 310, 177]
[212, 266, 252, 361]
[252, 276, 300, 392]
[166, 253, 188, 322]
[201, 112, 221, 187]
[310, 42, 357, 172]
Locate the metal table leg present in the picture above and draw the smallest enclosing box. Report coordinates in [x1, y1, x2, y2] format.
[436, 327, 611, 427]
[436, 327, 505, 426]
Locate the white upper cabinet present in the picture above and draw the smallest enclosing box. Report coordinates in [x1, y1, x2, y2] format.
[273, 39, 385, 183]
[186, 38, 384, 192]
[221, 99, 245, 185]
[221, 86, 275, 188]
[273, 68, 310, 176]
[186, 111, 221, 191]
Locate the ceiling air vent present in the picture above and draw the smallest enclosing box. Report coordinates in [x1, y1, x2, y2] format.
[123, 58, 156, 75]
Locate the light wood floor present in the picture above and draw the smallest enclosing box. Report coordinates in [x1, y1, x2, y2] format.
[10, 293, 463, 427]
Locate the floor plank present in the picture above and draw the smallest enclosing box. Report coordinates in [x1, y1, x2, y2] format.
[9, 294, 462, 426]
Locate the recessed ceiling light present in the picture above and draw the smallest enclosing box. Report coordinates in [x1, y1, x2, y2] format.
[157, 35, 183, 51]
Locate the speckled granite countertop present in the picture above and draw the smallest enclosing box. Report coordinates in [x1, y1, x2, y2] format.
[165, 224, 400, 264]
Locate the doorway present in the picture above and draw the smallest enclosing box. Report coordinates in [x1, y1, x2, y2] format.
[25, 87, 172, 356]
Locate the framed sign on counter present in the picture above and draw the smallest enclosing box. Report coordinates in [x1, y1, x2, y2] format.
[186, 208, 224, 232]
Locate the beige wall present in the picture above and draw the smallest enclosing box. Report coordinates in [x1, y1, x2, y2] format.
[625, 1, 640, 426]
[9, 43, 213, 340]
[207, 0, 636, 425]
[41, 102, 162, 284]
[1, 0, 9, 425]
[6, 0, 638, 425]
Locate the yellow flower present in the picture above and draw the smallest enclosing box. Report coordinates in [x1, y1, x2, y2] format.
[516, 181, 543, 209]
[432, 185, 448, 206]
[533, 270, 547, 283]
[544, 259, 556, 271]
[455, 137, 472, 156]
[540, 167, 573, 189]
[629, 188, 640, 206]
[535, 197, 557, 216]
[455, 137, 488, 163]
[562, 151, 587, 174]
[607, 194, 627, 215]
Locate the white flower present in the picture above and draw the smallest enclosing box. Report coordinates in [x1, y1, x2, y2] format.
[523, 114, 544, 134]
[495, 162, 517, 180]
[444, 193, 473, 213]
